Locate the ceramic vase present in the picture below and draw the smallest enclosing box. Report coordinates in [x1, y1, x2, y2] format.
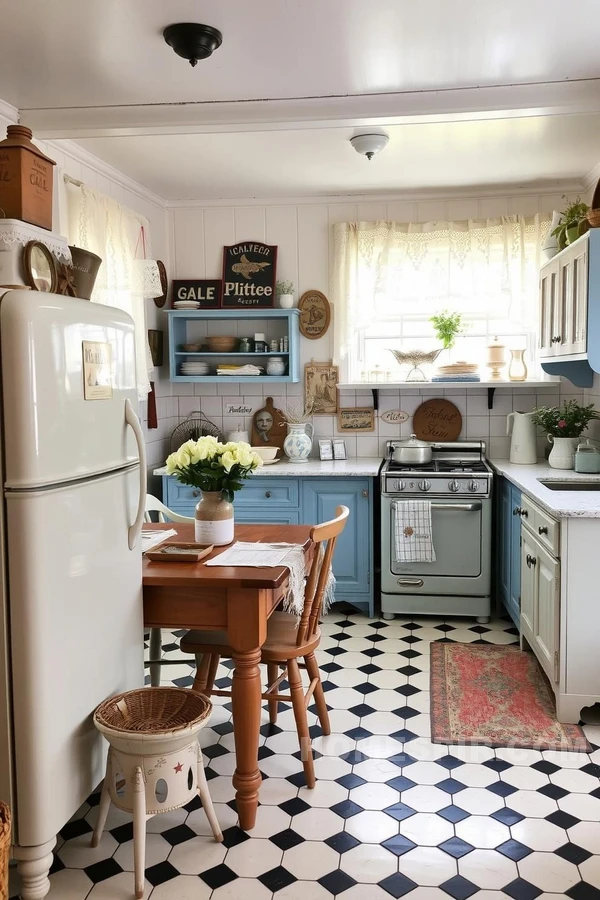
[278, 293, 294, 309]
[547, 435, 577, 470]
[508, 349, 528, 382]
[541, 211, 561, 261]
[283, 423, 313, 463]
[194, 491, 234, 545]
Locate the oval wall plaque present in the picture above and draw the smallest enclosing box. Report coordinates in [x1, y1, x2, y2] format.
[381, 409, 409, 425]
[413, 398, 462, 441]
[298, 289, 331, 340]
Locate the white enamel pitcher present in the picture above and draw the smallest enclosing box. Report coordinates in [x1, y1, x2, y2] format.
[507, 411, 537, 465]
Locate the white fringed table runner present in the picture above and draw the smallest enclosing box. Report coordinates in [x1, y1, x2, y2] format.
[205, 542, 335, 615]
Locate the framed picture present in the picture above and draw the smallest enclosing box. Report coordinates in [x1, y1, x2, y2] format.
[333, 439, 347, 460]
[304, 362, 338, 415]
[22, 240, 58, 293]
[318, 439, 333, 460]
[222, 241, 277, 308]
[172, 279, 222, 309]
[337, 407, 375, 432]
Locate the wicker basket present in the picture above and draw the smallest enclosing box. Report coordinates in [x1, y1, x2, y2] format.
[587, 209, 600, 228]
[0, 802, 11, 900]
[94, 687, 211, 736]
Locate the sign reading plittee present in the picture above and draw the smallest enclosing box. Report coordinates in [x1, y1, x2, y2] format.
[222, 242, 277, 308]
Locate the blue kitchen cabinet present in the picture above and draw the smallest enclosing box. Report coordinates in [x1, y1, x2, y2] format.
[162, 474, 374, 615]
[301, 479, 373, 606]
[496, 477, 522, 627]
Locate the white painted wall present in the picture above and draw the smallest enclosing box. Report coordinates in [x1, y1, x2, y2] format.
[166, 191, 583, 460]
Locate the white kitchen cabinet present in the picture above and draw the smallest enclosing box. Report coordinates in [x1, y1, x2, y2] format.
[520, 499, 561, 687]
[539, 234, 588, 361]
[534, 544, 560, 683]
[519, 529, 536, 637]
[539, 257, 559, 357]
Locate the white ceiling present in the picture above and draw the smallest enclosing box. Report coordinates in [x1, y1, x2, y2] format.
[3, 0, 600, 200]
[3, 0, 600, 108]
[72, 115, 600, 201]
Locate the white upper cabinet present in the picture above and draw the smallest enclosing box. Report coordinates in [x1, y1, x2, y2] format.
[539, 234, 589, 362]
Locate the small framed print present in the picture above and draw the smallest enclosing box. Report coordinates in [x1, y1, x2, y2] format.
[318, 439, 333, 460]
[337, 407, 375, 432]
[82, 341, 113, 400]
[333, 439, 347, 460]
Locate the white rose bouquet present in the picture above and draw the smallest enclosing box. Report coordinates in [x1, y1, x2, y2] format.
[165, 437, 263, 501]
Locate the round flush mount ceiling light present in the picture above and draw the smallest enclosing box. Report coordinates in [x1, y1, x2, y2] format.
[349, 132, 389, 161]
[163, 23, 223, 67]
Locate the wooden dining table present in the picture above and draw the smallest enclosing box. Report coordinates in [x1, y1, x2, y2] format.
[142, 522, 314, 831]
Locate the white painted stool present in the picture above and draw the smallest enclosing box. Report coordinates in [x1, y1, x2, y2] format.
[92, 687, 222, 899]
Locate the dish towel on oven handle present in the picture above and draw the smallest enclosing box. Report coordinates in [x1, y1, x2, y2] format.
[392, 500, 436, 563]
[204, 541, 336, 616]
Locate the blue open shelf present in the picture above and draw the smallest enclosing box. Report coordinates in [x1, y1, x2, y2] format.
[167, 309, 301, 383]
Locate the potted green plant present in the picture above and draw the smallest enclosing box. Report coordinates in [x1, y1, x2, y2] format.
[430, 311, 466, 357]
[552, 197, 590, 250]
[531, 400, 600, 469]
[276, 279, 295, 309]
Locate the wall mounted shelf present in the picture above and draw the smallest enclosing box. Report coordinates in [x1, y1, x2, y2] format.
[167, 308, 300, 383]
[337, 380, 560, 411]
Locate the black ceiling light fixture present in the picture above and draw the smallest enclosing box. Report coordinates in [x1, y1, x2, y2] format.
[163, 23, 223, 67]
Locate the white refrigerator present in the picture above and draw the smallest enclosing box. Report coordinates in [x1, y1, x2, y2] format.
[0, 290, 146, 897]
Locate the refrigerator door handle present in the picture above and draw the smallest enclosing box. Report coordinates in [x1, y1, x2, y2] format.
[125, 399, 147, 550]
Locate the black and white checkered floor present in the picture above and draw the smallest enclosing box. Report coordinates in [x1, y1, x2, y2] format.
[13, 612, 600, 899]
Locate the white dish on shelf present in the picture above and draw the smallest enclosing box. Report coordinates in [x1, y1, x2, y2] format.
[173, 301, 200, 309]
[260, 458, 281, 466]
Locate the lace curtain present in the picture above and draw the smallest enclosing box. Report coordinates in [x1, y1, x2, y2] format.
[67, 185, 152, 398]
[332, 215, 550, 367]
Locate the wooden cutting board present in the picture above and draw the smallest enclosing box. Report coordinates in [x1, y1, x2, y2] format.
[251, 396, 287, 451]
[413, 398, 462, 441]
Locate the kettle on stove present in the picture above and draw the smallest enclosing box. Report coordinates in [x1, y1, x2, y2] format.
[507, 411, 537, 465]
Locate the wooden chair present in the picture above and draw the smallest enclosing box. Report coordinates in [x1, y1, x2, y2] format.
[179, 505, 349, 788]
[144, 495, 194, 686]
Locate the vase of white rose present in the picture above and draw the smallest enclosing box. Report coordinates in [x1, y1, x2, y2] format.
[165, 436, 263, 545]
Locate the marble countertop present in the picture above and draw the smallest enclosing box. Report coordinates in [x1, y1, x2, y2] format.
[490, 459, 600, 518]
[153, 457, 383, 478]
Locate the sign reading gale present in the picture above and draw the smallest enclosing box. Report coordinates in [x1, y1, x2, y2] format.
[172, 279, 222, 309]
[222, 242, 277, 308]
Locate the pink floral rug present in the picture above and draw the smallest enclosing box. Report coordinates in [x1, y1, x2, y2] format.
[430, 642, 590, 751]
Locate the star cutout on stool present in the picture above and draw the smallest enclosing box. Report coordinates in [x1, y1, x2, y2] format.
[174, 762, 183, 773]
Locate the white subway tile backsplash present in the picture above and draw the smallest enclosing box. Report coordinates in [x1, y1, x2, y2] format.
[194, 382, 216, 395]
[489, 436, 511, 458]
[466, 393, 491, 416]
[217, 382, 240, 395]
[356, 435, 380, 457]
[466, 416, 490, 437]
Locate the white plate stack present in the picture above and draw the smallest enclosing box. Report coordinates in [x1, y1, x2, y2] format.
[180, 361, 210, 376]
[173, 300, 201, 310]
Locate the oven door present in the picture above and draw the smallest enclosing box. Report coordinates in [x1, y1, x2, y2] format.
[389, 498, 483, 579]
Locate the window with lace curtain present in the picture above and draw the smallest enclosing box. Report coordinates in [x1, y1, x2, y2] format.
[332, 216, 550, 382]
[67, 184, 153, 399]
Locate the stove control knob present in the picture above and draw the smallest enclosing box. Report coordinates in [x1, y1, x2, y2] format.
[448, 479, 460, 493]
[468, 480, 479, 492]
[394, 480, 406, 491]
[418, 480, 431, 492]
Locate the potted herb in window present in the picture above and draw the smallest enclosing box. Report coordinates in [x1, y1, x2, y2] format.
[430, 311, 466, 362]
[276, 280, 295, 309]
[531, 400, 600, 469]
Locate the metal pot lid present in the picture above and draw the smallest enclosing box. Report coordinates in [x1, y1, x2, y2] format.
[396, 433, 431, 448]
